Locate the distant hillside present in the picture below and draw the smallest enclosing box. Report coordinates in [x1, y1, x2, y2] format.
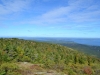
[0, 38, 100, 75]
[37, 39, 100, 58]
[55, 42, 100, 58]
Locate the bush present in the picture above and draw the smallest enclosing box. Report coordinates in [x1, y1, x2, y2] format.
[0, 63, 21, 75]
[83, 66, 92, 75]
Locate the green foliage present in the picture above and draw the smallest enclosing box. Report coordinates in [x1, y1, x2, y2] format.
[0, 38, 100, 75]
[68, 69, 77, 75]
[0, 63, 21, 75]
[58, 42, 100, 58]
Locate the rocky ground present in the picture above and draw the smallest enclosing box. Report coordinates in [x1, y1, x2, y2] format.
[18, 62, 67, 75]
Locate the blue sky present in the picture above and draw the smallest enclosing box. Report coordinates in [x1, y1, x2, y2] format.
[0, 0, 100, 38]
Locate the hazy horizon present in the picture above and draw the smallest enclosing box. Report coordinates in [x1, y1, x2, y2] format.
[1, 36, 100, 39]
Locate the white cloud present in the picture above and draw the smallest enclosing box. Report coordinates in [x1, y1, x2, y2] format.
[41, 7, 71, 19]
[0, 0, 32, 15]
[1, 0, 100, 28]
[31, 0, 100, 24]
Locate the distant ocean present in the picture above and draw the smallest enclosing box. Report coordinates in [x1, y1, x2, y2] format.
[18, 37, 100, 46]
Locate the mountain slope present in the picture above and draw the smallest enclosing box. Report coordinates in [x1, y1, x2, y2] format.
[55, 42, 100, 58]
[0, 38, 100, 75]
[36, 39, 100, 58]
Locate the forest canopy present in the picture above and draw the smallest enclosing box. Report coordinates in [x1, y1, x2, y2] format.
[0, 38, 100, 75]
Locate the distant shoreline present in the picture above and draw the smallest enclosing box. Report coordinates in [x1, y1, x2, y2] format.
[0, 37, 100, 46]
